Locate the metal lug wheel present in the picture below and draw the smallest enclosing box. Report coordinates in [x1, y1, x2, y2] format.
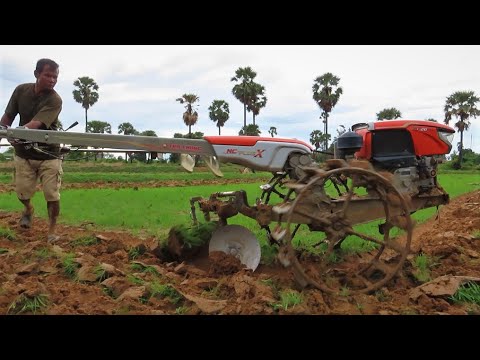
[282, 166, 413, 294]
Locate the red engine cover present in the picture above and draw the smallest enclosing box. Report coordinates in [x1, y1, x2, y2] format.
[354, 120, 455, 159]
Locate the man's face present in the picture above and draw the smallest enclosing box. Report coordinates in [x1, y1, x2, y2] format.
[36, 65, 59, 91]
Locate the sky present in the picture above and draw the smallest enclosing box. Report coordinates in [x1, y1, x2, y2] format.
[1, 45, 480, 154]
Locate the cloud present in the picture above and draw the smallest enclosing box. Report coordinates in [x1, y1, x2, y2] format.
[1, 45, 480, 152]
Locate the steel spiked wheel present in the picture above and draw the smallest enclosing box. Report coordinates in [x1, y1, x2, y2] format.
[279, 166, 413, 294]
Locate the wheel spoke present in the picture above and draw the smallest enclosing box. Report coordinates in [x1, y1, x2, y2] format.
[341, 179, 356, 215]
[352, 273, 374, 287]
[291, 208, 330, 226]
[284, 182, 306, 191]
[369, 259, 394, 274]
[347, 229, 384, 247]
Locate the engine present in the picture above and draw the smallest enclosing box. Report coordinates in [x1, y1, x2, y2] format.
[336, 120, 455, 195]
[391, 156, 439, 194]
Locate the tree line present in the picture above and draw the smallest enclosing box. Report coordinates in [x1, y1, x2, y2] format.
[71, 68, 479, 168]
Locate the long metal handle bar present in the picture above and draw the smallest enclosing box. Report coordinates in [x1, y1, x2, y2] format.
[0, 127, 217, 156]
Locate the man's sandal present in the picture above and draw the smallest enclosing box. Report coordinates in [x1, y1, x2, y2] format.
[19, 212, 34, 229]
[47, 234, 60, 243]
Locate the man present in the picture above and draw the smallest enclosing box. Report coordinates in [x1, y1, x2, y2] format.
[0, 58, 63, 243]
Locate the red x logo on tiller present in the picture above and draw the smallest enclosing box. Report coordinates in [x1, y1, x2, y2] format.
[254, 149, 265, 158]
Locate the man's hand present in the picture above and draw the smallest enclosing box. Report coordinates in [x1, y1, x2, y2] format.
[3, 126, 30, 146]
[0, 124, 18, 145]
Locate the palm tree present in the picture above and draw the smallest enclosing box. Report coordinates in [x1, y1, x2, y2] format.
[208, 100, 230, 135]
[72, 76, 100, 133]
[86, 120, 111, 161]
[176, 94, 200, 138]
[376, 108, 402, 120]
[231, 67, 257, 127]
[141, 130, 157, 137]
[444, 90, 480, 167]
[268, 126, 277, 138]
[169, 133, 185, 163]
[309, 130, 325, 150]
[247, 83, 267, 126]
[310, 130, 331, 163]
[312, 73, 343, 151]
[87, 120, 111, 134]
[140, 130, 158, 163]
[118, 122, 137, 135]
[118, 122, 138, 162]
[239, 124, 261, 136]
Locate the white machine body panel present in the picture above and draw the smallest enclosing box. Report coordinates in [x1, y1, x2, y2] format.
[206, 137, 313, 172]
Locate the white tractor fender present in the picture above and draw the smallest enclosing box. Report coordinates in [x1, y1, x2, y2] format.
[204, 136, 313, 172]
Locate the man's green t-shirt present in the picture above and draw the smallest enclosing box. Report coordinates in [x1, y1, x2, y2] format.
[5, 83, 62, 160]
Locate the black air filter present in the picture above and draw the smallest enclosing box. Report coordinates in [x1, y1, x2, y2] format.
[337, 132, 363, 151]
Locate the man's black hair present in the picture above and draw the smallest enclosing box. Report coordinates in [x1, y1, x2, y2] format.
[36, 58, 59, 73]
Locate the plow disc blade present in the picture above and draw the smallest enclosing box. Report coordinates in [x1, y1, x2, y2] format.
[180, 154, 195, 173]
[180, 154, 223, 177]
[201, 155, 223, 177]
[209, 225, 261, 271]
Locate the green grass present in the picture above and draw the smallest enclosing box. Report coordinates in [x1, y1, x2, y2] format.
[94, 265, 108, 282]
[7, 293, 49, 315]
[149, 281, 182, 305]
[127, 274, 144, 285]
[0, 161, 260, 171]
[61, 252, 79, 279]
[0, 171, 269, 185]
[71, 235, 100, 247]
[374, 289, 391, 302]
[0, 162, 270, 184]
[35, 247, 53, 259]
[201, 283, 223, 299]
[128, 246, 146, 260]
[339, 286, 350, 297]
[0, 183, 272, 236]
[450, 282, 480, 305]
[130, 262, 160, 276]
[0, 227, 16, 241]
[437, 174, 480, 197]
[391, 173, 480, 229]
[170, 222, 217, 249]
[175, 306, 189, 315]
[272, 290, 303, 311]
[412, 253, 440, 283]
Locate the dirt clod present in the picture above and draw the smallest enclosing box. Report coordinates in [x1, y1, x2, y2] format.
[208, 251, 246, 276]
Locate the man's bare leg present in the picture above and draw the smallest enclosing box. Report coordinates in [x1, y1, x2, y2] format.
[19, 198, 34, 228]
[47, 200, 60, 242]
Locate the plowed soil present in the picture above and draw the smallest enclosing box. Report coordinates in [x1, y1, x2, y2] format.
[1, 189, 479, 315]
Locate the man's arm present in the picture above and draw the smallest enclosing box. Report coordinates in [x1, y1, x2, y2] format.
[1, 112, 43, 129]
[29, 96, 62, 130]
[0, 113, 14, 127]
[23, 119, 45, 129]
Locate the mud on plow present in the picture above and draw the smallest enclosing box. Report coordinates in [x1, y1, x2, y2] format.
[0, 120, 455, 294]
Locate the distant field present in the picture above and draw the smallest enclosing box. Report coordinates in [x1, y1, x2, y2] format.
[0, 162, 271, 184]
